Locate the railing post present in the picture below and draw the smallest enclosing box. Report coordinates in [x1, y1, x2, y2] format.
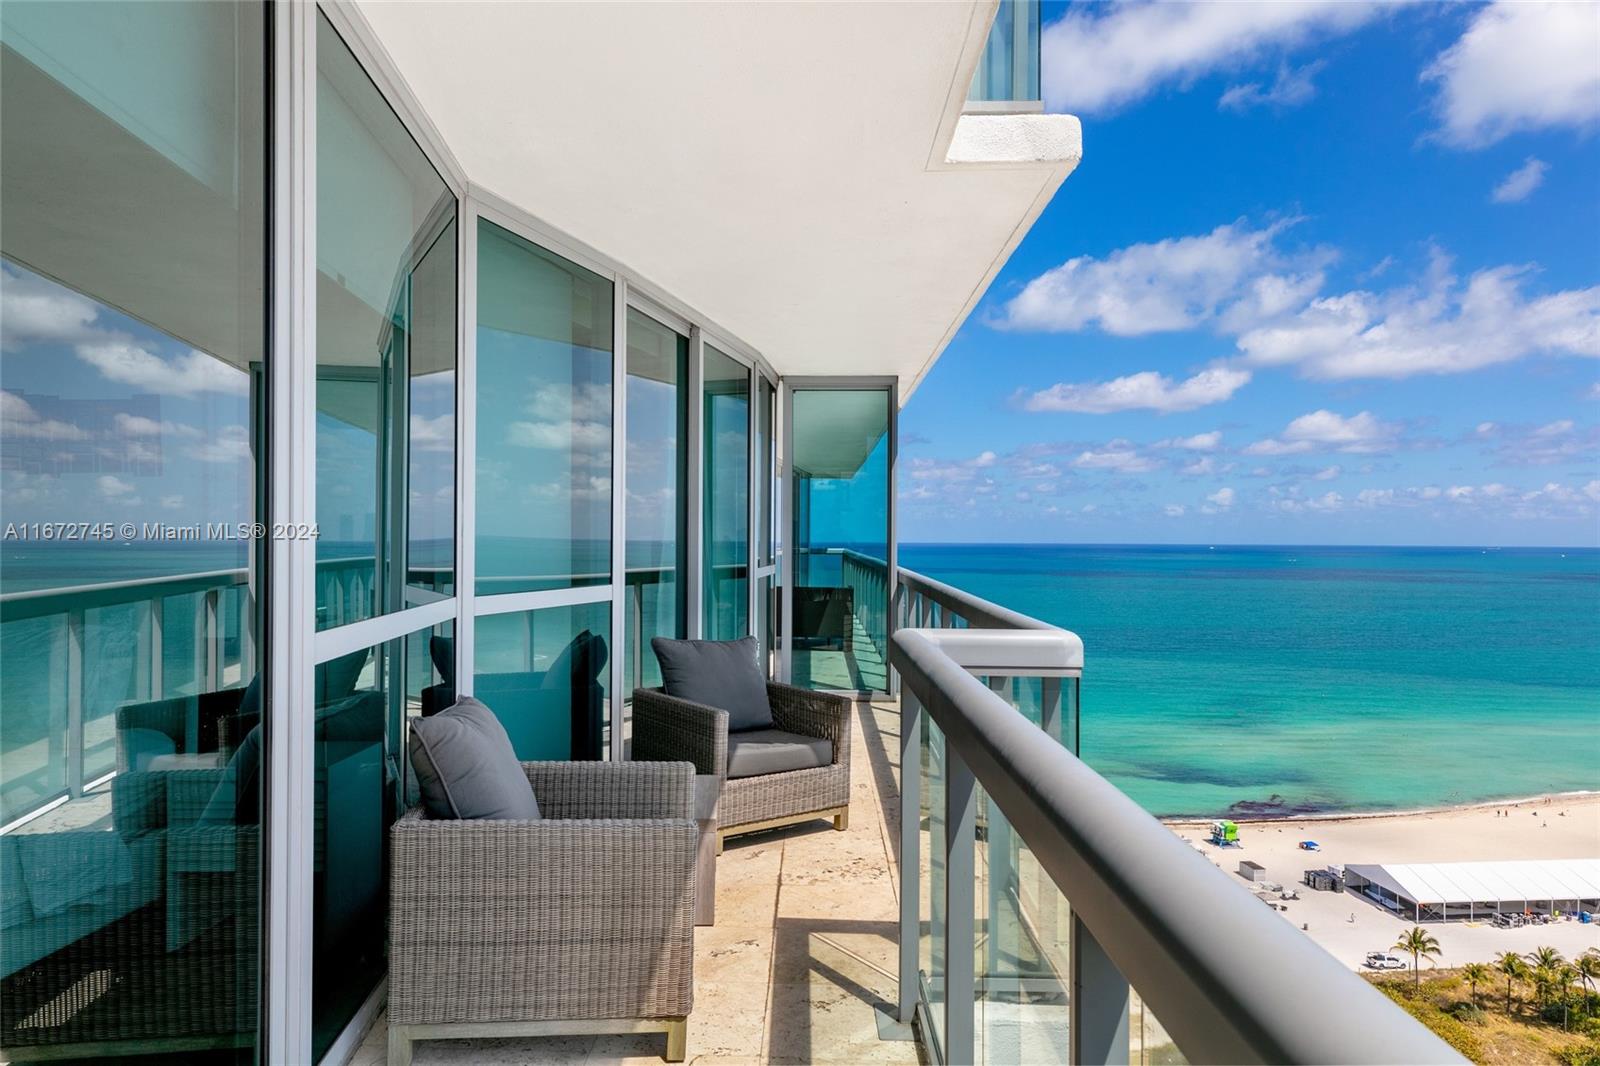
[65, 608, 85, 796]
[148, 595, 164, 699]
[945, 742, 977, 1065]
[899, 687, 922, 1025]
[203, 588, 220, 692]
[1071, 913, 1131, 1066]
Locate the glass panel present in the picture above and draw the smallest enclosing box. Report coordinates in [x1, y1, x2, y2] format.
[1131, 990, 1186, 1065]
[757, 377, 775, 566]
[315, 12, 456, 630]
[624, 308, 688, 702]
[976, 769, 1071, 1066]
[311, 621, 448, 1060]
[476, 219, 613, 595]
[703, 347, 749, 640]
[0, 3, 266, 1057]
[921, 715, 948, 1056]
[789, 388, 890, 692]
[474, 603, 611, 760]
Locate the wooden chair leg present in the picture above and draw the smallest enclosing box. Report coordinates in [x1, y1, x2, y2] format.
[665, 1017, 687, 1062]
[834, 807, 850, 831]
[715, 831, 725, 855]
[388, 1025, 414, 1066]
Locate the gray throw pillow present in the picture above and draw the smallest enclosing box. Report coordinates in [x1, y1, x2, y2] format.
[407, 697, 540, 820]
[651, 636, 773, 731]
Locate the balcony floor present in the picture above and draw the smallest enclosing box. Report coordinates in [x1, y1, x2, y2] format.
[357, 700, 918, 1066]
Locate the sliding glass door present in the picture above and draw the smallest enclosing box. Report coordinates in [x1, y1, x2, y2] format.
[786, 385, 894, 694]
[624, 309, 689, 696]
[703, 346, 750, 641]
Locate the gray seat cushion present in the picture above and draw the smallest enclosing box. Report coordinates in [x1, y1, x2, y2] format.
[651, 636, 773, 731]
[726, 729, 833, 780]
[408, 697, 540, 820]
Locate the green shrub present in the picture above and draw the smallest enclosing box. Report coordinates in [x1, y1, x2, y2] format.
[1449, 1003, 1487, 1025]
[1378, 985, 1483, 1061]
[1555, 1039, 1600, 1066]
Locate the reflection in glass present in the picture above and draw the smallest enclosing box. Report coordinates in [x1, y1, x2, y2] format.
[703, 347, 749, 640]
[310, 623, 448, 1060]
[624, 310, 688, 699]
[473, 604, 611, 761]
[789, 389, 890, 692]
[476, 220, 613, 595]
[315, 11, 456, 631]
[0, 2, 265, 1057]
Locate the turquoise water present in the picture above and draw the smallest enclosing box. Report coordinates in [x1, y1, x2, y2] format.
[899, 544, 1600, 818]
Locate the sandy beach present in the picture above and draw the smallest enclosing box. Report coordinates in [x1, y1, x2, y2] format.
[1167, 793, 1600, 970]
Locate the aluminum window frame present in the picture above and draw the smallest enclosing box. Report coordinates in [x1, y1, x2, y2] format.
[268, 3, 802, 1060]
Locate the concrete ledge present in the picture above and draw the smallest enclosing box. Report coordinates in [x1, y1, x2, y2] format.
[947, 112, 1083, 167]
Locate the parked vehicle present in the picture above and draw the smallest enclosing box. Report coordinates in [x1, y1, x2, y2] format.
[1364, 952, 1406, 970]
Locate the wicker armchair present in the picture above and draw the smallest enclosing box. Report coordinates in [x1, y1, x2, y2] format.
[387, 760, 699, 1065]
[632, 682, 852, 851]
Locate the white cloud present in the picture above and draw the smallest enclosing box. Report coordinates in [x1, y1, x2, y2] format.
[1042, 1, 1380, 114]
[1180, 456, 1216, 477]
[1424, 1, 1600, 147]
[1072, 441, 1160, 473]
[97, 475, 135, 498]
[1163, 504, 1187, 517]
[113, 413, 202, 439]
[1022, 367, 1250, 414]
[409, 412, 455, 452]
[1273, 490, 1344, 514]
[0, 391, 89, 441]
[188, 425, 252, 463]
[1219, 61, 1325, 112]
[1206, 487, 1236, 508]
[1235, 255, 1600, 379]
[77, 340, 246, 396]
[999, 221, 1325, 335]
[1246, 409, 1399, 456]
[507, 419, 610, 451]
[1312, 465, 1342, 481]
[1160, 431, 1223, 451]
[0, 266, 100, 350]
[1491, 158, 1549, 203]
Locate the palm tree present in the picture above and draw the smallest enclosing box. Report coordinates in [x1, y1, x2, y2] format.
[1555, 964, 1579, 1030]
[1394, 926, 1442, 991]
[1495, 951, 1527, 1014]
[1575, 950, 1600, 1003]
[1461, 962, 1492, 1007]
[1527, 947, 1566, 1010]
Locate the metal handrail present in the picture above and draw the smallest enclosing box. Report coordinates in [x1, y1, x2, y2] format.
[892, 623, 1463, 1064]
[898, 565, 1052, 631]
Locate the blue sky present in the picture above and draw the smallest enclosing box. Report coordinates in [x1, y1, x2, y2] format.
[900, 0, 1600, 547]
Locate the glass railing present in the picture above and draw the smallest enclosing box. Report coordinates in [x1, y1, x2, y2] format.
[892, 568, 1464, 1065]
[968, 0, 1041, 108]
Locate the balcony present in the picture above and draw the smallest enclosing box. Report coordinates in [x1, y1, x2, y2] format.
[3, 557, 1466, 1065]
[3, 556, 1466, 1065]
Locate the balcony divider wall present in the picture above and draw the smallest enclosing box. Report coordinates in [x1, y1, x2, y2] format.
[1, 3, 794, 1062]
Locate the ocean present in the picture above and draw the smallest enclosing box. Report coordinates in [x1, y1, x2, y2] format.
[898, 543, 1600, 817]
[3, 541, 1596, 819]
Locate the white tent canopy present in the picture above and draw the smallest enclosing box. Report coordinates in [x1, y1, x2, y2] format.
[1346, 860, 1600, 911]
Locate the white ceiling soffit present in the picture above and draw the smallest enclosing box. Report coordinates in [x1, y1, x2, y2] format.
[350, 0, 1081, 403]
